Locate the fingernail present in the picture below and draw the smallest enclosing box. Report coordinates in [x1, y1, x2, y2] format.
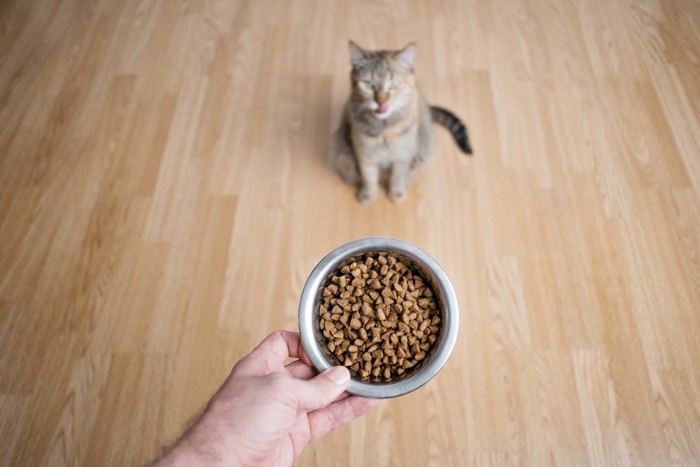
[324, 366, 350, 385]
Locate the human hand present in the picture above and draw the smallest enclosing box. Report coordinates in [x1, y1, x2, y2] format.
[155, 330, 380, 466]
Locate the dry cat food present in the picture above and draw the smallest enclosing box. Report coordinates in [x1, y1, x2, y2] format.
[318, 252, 441, 382]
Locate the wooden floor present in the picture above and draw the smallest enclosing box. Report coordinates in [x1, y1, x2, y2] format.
[1, 0, 700, 465]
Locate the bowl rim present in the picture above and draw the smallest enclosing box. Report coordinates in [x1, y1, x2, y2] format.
[298, 236, 459, 398]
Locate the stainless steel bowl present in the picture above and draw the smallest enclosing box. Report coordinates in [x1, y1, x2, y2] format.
[298, 237, 459, 398]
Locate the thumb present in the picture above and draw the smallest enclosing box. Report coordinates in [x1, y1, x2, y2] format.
[292, 366, 351, 411]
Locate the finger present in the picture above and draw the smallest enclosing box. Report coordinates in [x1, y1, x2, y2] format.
[298, 343, 313, 367]
[253, 330, 304, 359]
[285, 360, 317, 380]
[235, 330, 304, 376]
[332, 391, 351, 403]
[308, 396, 381, 442]
[288, 366, 350, 411]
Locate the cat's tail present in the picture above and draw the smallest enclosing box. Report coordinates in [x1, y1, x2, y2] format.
[430, 106, 473, 154]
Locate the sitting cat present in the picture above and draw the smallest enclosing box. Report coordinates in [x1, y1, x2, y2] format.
[331, 41, 473, 204]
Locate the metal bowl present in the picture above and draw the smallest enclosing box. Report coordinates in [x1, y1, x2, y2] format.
[298, 237, 459, 398]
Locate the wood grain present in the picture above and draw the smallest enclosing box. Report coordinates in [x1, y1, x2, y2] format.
[1, 0, 699, 465]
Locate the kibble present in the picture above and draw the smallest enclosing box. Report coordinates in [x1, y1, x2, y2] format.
[318, 252, 441, 383]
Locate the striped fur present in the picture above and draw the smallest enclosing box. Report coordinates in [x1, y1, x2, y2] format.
[430, 106, 473, 154]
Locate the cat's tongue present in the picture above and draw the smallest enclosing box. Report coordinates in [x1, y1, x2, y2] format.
[377, 102, 389, 113]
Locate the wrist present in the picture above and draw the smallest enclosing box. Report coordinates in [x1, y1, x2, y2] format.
[156, 434, 242, 467]
[156, 411, 244, 467]
[155, 443, 220, 467]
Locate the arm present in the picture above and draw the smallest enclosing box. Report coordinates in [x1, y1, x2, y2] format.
[154, 331, 380, 466]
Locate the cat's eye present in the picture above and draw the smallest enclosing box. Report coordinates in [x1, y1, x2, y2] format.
[389, 81, 400, 90]
[357, 80, 373, 90]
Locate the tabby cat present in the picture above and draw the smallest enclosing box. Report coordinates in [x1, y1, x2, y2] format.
[331, 41, 473, 204]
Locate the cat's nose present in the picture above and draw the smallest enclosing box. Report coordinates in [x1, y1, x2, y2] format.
[375, 91, 389, 104]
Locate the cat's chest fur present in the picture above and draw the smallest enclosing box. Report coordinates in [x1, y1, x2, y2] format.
[350, 99, 420, 166]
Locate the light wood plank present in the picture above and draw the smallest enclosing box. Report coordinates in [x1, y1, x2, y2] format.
[1, 0, 699, 465]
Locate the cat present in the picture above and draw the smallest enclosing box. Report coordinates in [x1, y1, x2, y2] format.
[331, 41, 473, 204]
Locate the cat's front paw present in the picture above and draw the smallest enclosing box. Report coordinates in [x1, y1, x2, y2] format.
[357, 185, 377, 204]
[388, 188, 407, 204]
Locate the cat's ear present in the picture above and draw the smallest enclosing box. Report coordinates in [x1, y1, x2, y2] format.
[395, 42, 417, 70]
[349, 41, 368, 66]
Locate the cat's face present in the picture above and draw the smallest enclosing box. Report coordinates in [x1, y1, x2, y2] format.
[349, 42, 417, 120]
